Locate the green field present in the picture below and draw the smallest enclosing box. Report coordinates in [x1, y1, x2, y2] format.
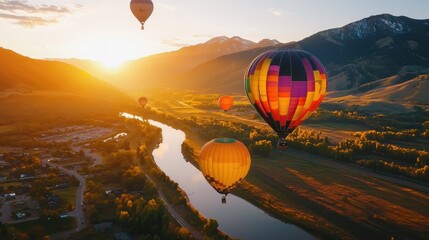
[54, 187, 77, 208]
[10, 217, 77, 235]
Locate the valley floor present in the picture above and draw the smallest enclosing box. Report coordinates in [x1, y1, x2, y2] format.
[145, 92, 429, 239]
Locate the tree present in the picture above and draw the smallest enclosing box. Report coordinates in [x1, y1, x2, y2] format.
[203, 219, 219, 236]
[250, 140, 273, 157]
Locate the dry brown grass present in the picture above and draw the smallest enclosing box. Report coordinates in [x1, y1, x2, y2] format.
[236, 151, 429, 239]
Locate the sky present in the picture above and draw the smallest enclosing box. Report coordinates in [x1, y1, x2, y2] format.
[1, 0, 428, 67]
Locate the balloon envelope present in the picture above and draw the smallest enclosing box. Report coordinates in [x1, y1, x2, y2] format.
[199, 138, 251, 199]
[138, 97, 147, 107]
[218, 96, 234, 112]
[244, 49, 327, 147]
[130, 0, 154, 30]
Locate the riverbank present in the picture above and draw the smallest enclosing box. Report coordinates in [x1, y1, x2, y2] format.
[122, 113, 231, 239]
[181, 138, 341, 240]
[130, 109, 429, 239]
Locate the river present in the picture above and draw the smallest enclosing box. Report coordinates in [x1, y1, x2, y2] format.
[122, 113, 315, 240]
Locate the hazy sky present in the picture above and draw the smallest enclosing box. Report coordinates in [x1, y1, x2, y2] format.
[1, 0, 428, 67]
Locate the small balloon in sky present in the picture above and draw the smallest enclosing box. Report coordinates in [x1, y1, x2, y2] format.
[130, 0, 154, 30]
[138, 97, 147, 107]
[218, 95, 234, 112]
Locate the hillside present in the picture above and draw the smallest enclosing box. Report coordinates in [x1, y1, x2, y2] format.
[58, 14, 429, 112]
[172, 14, 429, 94]
[300, 14, 429, 90]
[325, 73, 429, 112]
[0, 48, 132, 120]
[58, 36, 282, 89]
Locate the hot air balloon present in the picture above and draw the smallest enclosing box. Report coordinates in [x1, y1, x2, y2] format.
[199, 138, 251, 203]
[138, 97, 147, 107]
[244, 49, 327, 149]
[130, 0, 154, 30]
[218, 96, 234, 112]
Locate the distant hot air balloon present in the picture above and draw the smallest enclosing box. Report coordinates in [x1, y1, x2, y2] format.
[244, 49, 327, 149]
[130, 0, 154, 30]
[218, 96, 234, 112]
[138, 97, 147, 107]
[199, 138, 251, 204]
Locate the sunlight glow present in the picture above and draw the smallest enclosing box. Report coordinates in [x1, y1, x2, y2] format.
[98, 58, 125, 69]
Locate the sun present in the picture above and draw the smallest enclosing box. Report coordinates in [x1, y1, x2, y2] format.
[99, 58, 124, 69]
[91, 45, 132, 70]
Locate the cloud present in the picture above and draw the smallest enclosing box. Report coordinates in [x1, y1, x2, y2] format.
[162, 39, 190, 47]
[268, 8, 294, 17]
[269, 8, 283, 16]
[0, 0, 77, 27]
[0, 12, 56, 27]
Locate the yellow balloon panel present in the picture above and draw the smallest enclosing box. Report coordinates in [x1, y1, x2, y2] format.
[199, 138, 251, 195]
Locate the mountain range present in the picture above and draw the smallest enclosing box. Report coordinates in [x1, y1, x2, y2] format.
[59, 36, 282, 90]
[2, 13, 429, 115]
[0, 48, 132, 120]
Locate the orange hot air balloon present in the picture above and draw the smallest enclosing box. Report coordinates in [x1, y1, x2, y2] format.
[199, 138, 251, 204]
[138, 97, 147, 107]
[218, 96, 234, 112]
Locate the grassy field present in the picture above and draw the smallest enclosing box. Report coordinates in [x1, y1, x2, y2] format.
[302, 122, 368, 144]
[54, 187, 77, 208]
[10, 217, 77, 235]
[239, 150, 429, 239]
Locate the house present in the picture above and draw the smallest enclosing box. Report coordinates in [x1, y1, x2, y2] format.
[19, 174, 35, 180]
[5, 193, 16, 201]
[15, 212, 27, 219]
[47, 194, 60, 208]
[59, 213, 69, 218]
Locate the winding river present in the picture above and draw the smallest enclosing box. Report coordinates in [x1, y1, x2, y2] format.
[122, 113, 315, 240]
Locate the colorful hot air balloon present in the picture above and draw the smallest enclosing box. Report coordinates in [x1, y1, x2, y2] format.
[199, 138, 251, 203]
[130, 0, 154, 30]
[244, 49, 327, 149]
[138, 97, 147, 107]
[218, 96, 234, 112]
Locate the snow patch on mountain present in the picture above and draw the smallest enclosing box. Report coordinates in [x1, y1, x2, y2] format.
[321, 14, 413, 41]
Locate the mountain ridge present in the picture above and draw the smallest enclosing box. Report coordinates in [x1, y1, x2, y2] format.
[0, 48, 133, 119]
[35, 14, 429, 112]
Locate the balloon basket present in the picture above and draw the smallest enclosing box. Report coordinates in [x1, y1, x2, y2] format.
[277, 139, 288, 150]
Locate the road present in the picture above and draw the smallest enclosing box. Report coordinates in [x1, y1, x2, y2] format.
[42, 143, 107, 239]
[144, 173, 204, 240]
[41, 158, 87, 238]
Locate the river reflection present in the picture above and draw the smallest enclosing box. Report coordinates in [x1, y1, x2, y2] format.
[121, 113, 315, 240]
